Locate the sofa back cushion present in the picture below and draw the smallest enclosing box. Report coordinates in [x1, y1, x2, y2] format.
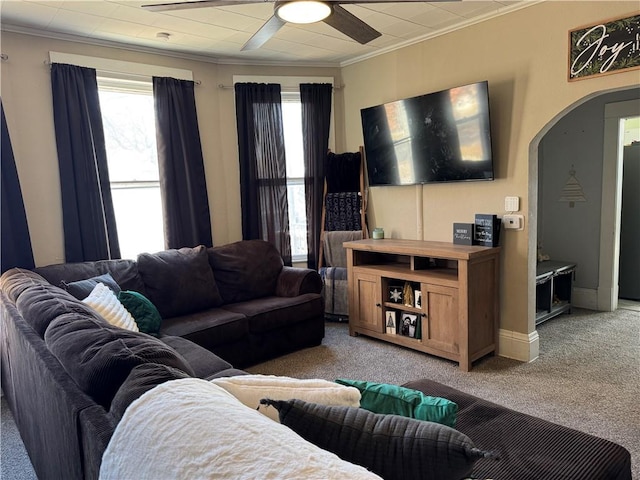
[33, 259, 145, 294]
[207, 240, 284, 303]
[44, 314, 195, 408]
[1, 268, 106, 337]
[137, 245, 223, 318]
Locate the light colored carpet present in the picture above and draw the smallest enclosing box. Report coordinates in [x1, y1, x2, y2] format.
[2, 307, 638, 479]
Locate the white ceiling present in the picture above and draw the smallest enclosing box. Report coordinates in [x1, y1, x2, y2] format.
[0, 0, 536, 66]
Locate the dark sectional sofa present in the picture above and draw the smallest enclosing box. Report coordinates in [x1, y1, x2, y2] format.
[0, 238, 633, 480]
[0, 239, 325, 480]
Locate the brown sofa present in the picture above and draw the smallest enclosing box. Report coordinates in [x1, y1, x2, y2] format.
[32, 239, 325, 368]
[0, 239, 325, 480]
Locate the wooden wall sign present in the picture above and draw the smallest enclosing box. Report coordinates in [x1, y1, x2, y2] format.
[569, 13, 640, 81]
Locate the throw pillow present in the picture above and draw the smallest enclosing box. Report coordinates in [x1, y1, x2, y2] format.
[137, 245, 223, 318]
[83, 283, 139, 332]
[260, 398, 497, 480]
[117, 290, 162, 335]
[209, 374, 361, 422]
[44, 314, 195, 408]
[63, 272, 121, 300]
[335, 378, 458, 427]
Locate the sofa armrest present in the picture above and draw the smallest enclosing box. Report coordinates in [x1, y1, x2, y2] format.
[276, 267, 323, 297]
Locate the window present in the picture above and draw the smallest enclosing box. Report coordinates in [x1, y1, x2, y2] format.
[281, 92, 308, 263]
[97, 78, 164, 259]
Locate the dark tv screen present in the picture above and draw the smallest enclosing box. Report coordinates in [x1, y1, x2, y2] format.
[361, 81, 494, 186]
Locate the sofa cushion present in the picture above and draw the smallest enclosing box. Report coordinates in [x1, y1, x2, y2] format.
[15, 281, 105, 337]
[137, 245, 223, 318]
[118, 290, 162, 335]
[33, 259, 145, 294]
[160, 308, 248, 348]
[335, 378, 458, 428]
[0, 268, 50, 303]
[223, 294, 323, 333]
[160, 335, 233, 378]
[261, 398, 495, 480]
[110, 363, 190, 422]
[63, 272, 121, 300]
[83, 283, 139, 332]
[44, 314, 195, 408]
[207, 240, 283, 303]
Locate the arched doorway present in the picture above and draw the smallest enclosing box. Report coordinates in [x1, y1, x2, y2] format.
[529, 86, 640, 338]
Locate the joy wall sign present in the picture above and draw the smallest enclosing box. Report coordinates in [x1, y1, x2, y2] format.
[569, 12, 640, 81]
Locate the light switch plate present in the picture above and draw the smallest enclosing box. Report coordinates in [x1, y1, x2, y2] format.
[505, 196, 519, 212]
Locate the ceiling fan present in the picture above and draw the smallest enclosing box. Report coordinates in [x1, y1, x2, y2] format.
[141, 0, 445, 51]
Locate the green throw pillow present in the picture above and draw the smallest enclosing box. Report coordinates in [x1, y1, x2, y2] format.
[117, 290, 162, 335]
[335, 378, 457, 427]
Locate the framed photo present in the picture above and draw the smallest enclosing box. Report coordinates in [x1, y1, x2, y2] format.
[401, 313, 418, 338]
[385, 311, 397, 334]
[388, 285, 403, 303]
[414, 290, 422, 309]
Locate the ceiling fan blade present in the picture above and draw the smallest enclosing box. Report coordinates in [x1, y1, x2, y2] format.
[142, 0, 267, 12]
[241, 14, 286, 50]
[323, 4, 381, 44]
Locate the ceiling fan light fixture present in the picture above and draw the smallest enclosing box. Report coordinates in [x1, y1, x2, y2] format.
[275, 1, 331, 24]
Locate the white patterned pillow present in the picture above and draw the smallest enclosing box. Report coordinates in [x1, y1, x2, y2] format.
[209, 374, 361, 422]
[83, 283, 139, 332]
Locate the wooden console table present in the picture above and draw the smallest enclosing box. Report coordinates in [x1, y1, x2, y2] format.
[344, 239, 500, 371]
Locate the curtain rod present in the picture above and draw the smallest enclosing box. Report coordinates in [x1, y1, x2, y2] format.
[43, 60, 201, 85]
[217, 83, 342, 90]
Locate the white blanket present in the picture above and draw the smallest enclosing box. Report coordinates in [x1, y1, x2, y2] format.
[100, 378, 381, 480]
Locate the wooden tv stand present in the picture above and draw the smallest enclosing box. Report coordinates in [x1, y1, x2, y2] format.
[344, 239, 500, 371]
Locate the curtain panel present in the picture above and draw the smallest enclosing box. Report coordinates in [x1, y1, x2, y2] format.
[1, 100, 35, 273]
[234, 83, 291, 265]
[51, 63, 120, 262]
[153, 77, 212, 250]
[300, 83, 333, 270]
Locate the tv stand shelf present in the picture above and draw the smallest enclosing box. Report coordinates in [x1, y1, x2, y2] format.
[344, 239, 500, 371]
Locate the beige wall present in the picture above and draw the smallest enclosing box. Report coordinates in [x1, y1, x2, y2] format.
[341, 1, 639, 349]
[0, 32, 342, 266]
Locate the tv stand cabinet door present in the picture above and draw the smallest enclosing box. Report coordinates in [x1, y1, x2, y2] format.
[349, 272, 381, 335]
[422, 283, 459, 356]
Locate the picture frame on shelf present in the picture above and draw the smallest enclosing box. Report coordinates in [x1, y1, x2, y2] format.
[388, 285, 403, 304]
[414, 290, 422, 309]
[385, 311, 397, 334]
[401, 313, 418, 338]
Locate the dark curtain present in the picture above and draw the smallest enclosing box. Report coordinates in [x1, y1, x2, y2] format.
[300, 83, 332, 270]
[153, 77, 212, 250]
[1, 100, 35, 273]
[235, 83, 291, 265]
[51, 63, 120, 262]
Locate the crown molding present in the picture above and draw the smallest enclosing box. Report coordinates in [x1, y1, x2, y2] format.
[339, 0, 545, 68]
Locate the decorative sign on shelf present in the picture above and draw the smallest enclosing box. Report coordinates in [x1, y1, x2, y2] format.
[569, 13, 640, 81]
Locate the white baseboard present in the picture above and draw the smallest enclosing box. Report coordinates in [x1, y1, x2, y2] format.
[572, 287, 598, 310]
[498, 329, 539, 362]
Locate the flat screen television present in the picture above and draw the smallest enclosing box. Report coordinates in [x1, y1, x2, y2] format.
[361, 81, 494, 186]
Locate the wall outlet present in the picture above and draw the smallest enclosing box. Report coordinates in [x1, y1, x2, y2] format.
[505, 196, 520, 212]
[503, 214, 524, 230]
